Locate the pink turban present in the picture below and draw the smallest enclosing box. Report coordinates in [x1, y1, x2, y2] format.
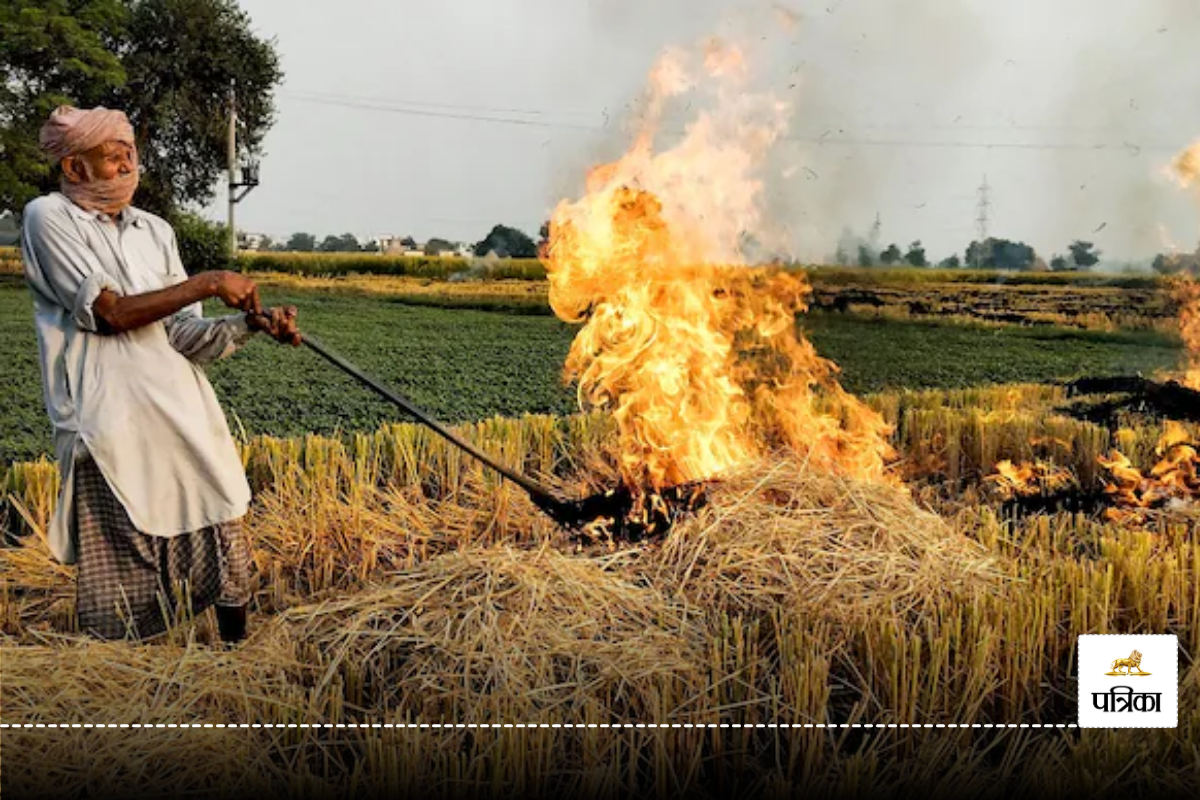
[39, 105, 136, 162]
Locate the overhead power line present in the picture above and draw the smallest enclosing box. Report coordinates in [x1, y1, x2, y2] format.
[287, 89, 600, 119]
[281, 90, 1185, 154]
[284, 92, 601, 131]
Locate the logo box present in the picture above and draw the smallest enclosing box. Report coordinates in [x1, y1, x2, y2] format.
[1077, 634, 1178, 728]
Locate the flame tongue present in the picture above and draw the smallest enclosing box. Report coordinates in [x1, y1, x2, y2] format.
[1172, 276, 1200, 390]
[1100, 422, 1200, 516]
[545, 41, 893, 492]
[1171, 140, 1200, 189]
[1168, 140, 1200, 389]
[988, 459, 1074, 500]
[986, 422, 1200, 519]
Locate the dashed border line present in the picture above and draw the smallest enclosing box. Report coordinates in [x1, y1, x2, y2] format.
[0, 722, 1080, 729]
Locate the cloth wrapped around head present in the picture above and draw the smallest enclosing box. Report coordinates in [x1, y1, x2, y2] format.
[39, 105, 136, 162]
[39, 105, 139, 213]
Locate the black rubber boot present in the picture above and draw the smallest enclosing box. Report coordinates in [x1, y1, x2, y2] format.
[215, 604, 248, 644]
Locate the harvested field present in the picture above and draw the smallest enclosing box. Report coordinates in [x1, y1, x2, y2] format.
[808, 280, 1172, 331]
[241, 267, 1178, 332]
[3, 388, 1198, 798]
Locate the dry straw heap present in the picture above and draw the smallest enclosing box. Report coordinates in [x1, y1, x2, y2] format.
[2, 388, 1199, 798]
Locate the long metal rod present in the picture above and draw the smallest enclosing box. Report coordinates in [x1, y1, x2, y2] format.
[298, 334, 563, 505]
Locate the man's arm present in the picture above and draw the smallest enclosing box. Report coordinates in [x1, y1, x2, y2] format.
[92, 271, 261, 335]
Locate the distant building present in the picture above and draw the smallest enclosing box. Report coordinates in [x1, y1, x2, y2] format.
[238, 232, 269, 251]
[376, 234, 421, 255]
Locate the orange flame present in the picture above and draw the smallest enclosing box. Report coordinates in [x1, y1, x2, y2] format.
[1170, 140, 1200, 190]
[1099, 422, 1200, 518]
[985, 424, 1200, 519]
[987, 459, 1073, 500]
[1174, 277, 1200, 390]
[544, 41, 892, 491]
[1168, 140, 1200, 389]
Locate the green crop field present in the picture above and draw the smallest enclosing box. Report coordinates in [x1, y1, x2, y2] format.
[0, 276, 1184, 464]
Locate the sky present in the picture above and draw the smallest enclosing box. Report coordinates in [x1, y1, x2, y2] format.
[208, 0, 1200, 265]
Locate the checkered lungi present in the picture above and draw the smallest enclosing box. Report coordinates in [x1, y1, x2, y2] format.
[73, 455, 253, 640]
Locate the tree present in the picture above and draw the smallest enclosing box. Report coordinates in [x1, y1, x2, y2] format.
[1, 0, 282, 217]
[904, 240, 927, 267]
[424, 237, 454, 256]
[473, 224, 537, 258]
[0, 1, 129, 213]
[1068, 240, 1101, 269]
[1152, 245, 1200, 276]
[285, 232, 316, 252]
[170, 211, 229, 273]
[318, 233, 361, 253]
[833, 227, 857, 266]
[1050, 254, 1070, 272]
[965, 238, 1037, 270]
[116, 0, 281, 216]
[856, 244, 874, 267]
[938, 254, 961, 268]
[879, 243, 902, 265]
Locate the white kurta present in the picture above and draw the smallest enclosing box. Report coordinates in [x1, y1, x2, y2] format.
[20, 192, 256, 565]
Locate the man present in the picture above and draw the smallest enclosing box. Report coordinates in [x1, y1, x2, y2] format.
[20, 105, 299, 643]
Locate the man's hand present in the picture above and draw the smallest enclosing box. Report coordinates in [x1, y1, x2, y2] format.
[211, 271, 261, 314]
[247, 305, 302, 347]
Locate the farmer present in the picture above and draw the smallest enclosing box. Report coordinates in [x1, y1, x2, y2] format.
[19, 105, 300, 643]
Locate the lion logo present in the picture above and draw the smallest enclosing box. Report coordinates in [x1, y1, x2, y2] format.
[1105, 649, 1151, 676]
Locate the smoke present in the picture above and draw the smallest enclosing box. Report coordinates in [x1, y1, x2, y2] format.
[783, 0, 1200, 265]
[1042, 0, 1200, 265]
[560, 0, 999, 264]
[764, 0, 998, 263]
[552, 0, 1200, 266]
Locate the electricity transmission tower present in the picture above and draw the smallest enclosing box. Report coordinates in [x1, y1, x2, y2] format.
[973, 176, 991, 267]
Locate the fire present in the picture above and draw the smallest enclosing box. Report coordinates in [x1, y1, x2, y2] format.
[1170, 140, 1200, 189]
[1099, 422, 1200, 519]
[984, 423, 1200, 519]
[1167, 140, 1200, 389]
[1174, 277, 1200, 390]
[987, 459, 1073, 501]
[544, 41, 893, 491]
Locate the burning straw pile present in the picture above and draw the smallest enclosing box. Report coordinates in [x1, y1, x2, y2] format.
[1, 425, 1004, 796]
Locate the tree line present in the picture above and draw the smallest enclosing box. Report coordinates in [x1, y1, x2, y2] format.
[836, 237, 1112, 272]
[247, 224, 545, 258]
[841, 235, 1199, 275]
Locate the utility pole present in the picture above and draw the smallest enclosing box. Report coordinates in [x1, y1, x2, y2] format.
[227, 84, 237, 256]
[226, 81, 260, 257]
